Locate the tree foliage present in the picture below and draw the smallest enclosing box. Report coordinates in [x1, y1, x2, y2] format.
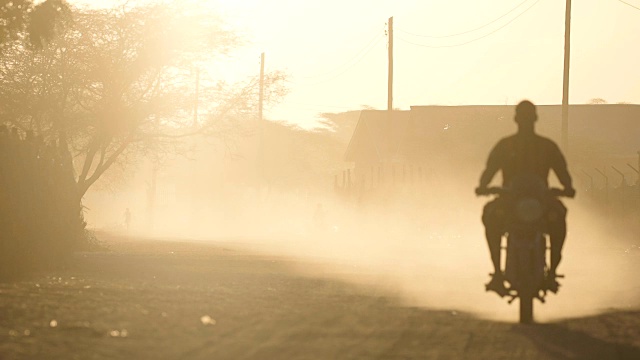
[261, 118, 351, 190]
[0, 0, 70, 46]
[0, 0, 286, 198]
[0, 126, 84, 278]
[588, 98, 607, 104]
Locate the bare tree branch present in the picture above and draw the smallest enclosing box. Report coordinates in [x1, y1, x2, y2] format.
[77, 138, 100, 185]
[78, 134, 133, 197]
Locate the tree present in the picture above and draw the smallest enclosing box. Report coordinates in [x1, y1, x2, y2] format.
[255, 119, 349, 191]
[588, 98, 608, 104]
[0, 0, 70, 46]
[0, 1, 286, 199]
[317, 110, 362, 144]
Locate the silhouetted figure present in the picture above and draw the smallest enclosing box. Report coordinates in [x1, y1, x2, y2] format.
[475, 100, 575, 296]
[124, 208, 131, 231]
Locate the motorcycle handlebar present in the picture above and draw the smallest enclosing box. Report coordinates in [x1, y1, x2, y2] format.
[476, 186, 574, 198]
[475, 187, 503, 196]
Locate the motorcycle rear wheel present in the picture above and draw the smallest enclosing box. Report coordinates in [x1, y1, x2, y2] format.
[520, 295, 533, 324]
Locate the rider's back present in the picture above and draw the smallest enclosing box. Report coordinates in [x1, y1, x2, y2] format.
[489, 133, 567, 188]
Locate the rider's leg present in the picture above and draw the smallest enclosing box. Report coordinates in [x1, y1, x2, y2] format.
[486, 228, 502, 274]
[483, 200, 509, 296]
[482, 200, 504, 275]
[547, 200, 567, 275]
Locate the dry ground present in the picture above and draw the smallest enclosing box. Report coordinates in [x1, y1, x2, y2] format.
[1, 233, 639, 360]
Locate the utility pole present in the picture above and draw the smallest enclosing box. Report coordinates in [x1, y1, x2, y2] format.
[387, 16, 394, 161]
[387, 16, 393, 113]
[259, 52, 265, 124]
[561, 0, 571, 152]
[194, 67, 200, 127]
[258, 53, 265, 183]
[190, 66, 200, 233]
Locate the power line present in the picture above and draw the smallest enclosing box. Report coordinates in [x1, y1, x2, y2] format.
[396, 0, 542, 48]
[298, 26, 385, 80]
[288, 36, 384, 86]
[283, 102, 358, 111]
[617, 0, 640, 11]
[396, 0, 532, 39]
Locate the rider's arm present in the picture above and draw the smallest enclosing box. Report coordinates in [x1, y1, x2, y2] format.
[478, 141, 503, 190]
[550, 142, 575, 196]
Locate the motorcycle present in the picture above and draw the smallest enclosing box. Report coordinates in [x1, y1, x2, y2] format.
[478, 178, 570, 324]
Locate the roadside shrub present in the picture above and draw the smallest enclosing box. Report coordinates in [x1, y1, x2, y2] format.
[0, 126, 85, 279]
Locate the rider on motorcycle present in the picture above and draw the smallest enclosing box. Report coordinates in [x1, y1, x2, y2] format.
[475, 100, 575, 296]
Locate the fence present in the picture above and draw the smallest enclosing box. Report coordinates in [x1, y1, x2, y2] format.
[580, 163, 640, 216]
[334, 158, 640, 216]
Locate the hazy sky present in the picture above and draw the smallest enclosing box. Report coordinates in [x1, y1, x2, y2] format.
[73, 0, 640, 128]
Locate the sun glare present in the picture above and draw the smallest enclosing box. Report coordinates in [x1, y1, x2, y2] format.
[212, 0, 260, 9]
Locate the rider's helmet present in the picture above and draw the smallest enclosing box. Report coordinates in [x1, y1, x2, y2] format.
[515, 100, 538, 124]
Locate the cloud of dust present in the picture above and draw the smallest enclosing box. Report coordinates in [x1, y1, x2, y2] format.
[83, 159, 639, 323]
[81, 113, 639, 323]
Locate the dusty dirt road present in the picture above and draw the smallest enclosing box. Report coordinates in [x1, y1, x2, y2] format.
[1, 233, 639, 360]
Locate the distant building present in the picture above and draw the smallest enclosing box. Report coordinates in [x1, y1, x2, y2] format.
[345, 104, 640, 188]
